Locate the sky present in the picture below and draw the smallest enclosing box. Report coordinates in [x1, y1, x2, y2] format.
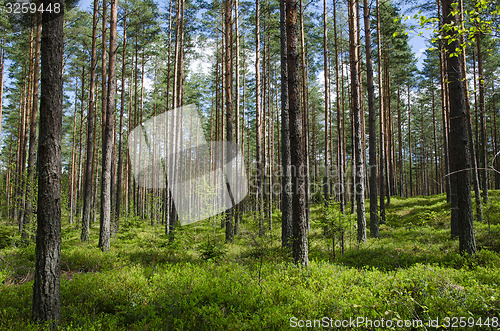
[0, 0, 431, 144]
[75, 0, 431, 70]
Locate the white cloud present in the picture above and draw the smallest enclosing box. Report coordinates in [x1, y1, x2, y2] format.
[415, 47, 425, 60]
[188, 39, 216, 78]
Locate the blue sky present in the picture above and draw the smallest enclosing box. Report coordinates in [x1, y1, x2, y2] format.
[0, 0, 429, 146]
[74, 0, 430, 69]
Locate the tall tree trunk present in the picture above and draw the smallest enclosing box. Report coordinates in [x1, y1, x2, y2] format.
[163, 0, 173, 234]
[458, 0, 483, 222]
[493, 84, 499, 189]
[322, 0, 329, 204]
[262, 23, 268, 232]
[24, 11, 42, 239]
[115, 8, 127, 230]
[432, 84, 439, 195]
[437, 0, 451, 202]
[376, 0, 385, 223]
[224, 0, 234, 242]
[280, 0, 292, 248]
[99, 0, 117, 252]
[299, 0, 310, 229]
[442, 0, 476, 255]
[69, 80, 79, 225]
[364, 0, 378, 238]
[256, 0, 264, 236]
[384, 57, 391, 204]
[408, 85, 413, 197]
[76, 78, 85, 220]
[476, 33, 488, 204]
[14, 71, 24, 226]
[397, 87, 402, 196]
[286, 0, 308, 266]
[101, 0, 108, 141]
[32, 0, 64, 323]
[0, 37, 4, 145]
[348, 0, 366, 243]
[81, 0, 99, 242]
[333, 0, 344, 213]
[234, 0, 241, 236]
[18, 40, 33, 233]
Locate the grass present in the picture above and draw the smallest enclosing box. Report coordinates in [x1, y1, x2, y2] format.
[0, 191, 499, 330]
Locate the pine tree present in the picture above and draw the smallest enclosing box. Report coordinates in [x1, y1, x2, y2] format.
[442, 0, 476, 255]
[348, 0, 366, 243]
[99, 0, 118, 252]
[32, 0, 64, 323]
[364, 0, 378, 238]
[287, 0, 308, 266]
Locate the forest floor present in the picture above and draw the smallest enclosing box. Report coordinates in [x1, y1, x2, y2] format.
[0, 192, 499, 330]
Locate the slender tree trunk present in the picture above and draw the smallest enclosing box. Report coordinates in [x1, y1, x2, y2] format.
[493, 84, 499, 189]
[422, 102, 428, 195]
[333, 0, 344, 213]
[99, 0, 117, 252]
[115, 8, 127, 230]
[376, 0, 385, 223]
[5, 136, 14, 219]
[432, 84, 439, 195]
[322, 0, 329, 205]
[234, 0, 240, 236]
[224, 0, 234, 242]
[397, 87, 402, 196]
[348, 0, 366, 243]
[442, 0, 476, 255]
[280, 0, 292, 248]
[286, 0, 308, 266]
[299, 0, 310, 229]
[262, 23, 268, 232]
[256, 0, 264, 236]
[364, 0, 378, 237]
[384, 57, 391, 204]
[32, 0, 64, 323]
[0, 37, 4, 145]
[408, 86, 413, 197]
[76, 74, 85, 220]
[163, 0, 173, 234]
[457, 0, 483, 222]
[166, 0, 173, 110]
[69, 80, 79, 225]
[81, 0, 99, 242]
[476, 33, 488, 204]
[18, 42, 32, 233]
[24, 11, 42, 239]
[14, 72, 23, 226]
[438, 0, 451, 202]
[101, 0, 108, 141]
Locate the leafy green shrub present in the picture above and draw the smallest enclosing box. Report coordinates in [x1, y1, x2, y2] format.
[0, 192, 499, 329]
[121, 216, 144, 229]
[0, 227, 12, 249]
[197, 239, 227, 261]
[62, 247, 115, 272]
[484, 199, 500, 225]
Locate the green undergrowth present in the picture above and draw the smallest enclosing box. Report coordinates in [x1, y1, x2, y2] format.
[0, 191, 499, 330]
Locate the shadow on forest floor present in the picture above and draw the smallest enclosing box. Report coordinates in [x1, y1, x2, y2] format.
[308, 191, 500, 271]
